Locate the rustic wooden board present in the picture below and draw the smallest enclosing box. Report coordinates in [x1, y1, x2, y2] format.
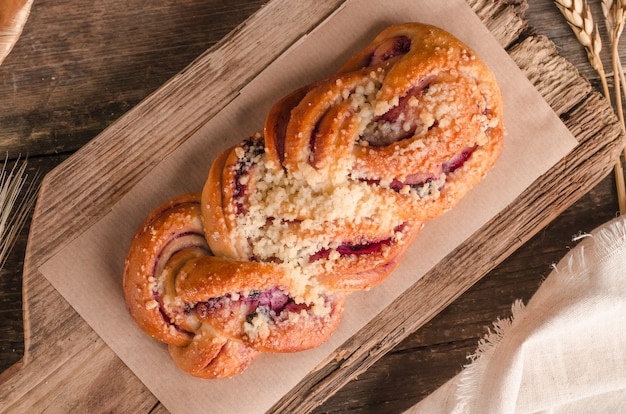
[0, 0, 622, 412]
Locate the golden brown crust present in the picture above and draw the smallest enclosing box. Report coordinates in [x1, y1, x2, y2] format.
[168, 325, 257, 379]
[125, 23, 504, 379]
[264, 86, 311, 169]
[123, 193, 206, 347]
[124, 193, 347, 377]
[174, 256, 287, 303]
[201, 147, 239, 258]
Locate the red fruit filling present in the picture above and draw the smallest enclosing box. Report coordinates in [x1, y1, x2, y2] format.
[364, 146, 476, 193]
[380, 79, 432, 124]
[153, 230, 206, 275]
[149, 217, 210, 335]
[442, 146, 474, 173]
[197, 287, 308, 324]
[310, 224, 407, 262]
[151, 287, 195, 335]
[369, 35, 412, 65]
[232, 138, 264, 215]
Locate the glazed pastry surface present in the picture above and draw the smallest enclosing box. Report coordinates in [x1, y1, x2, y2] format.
[123, 22, 504, 378]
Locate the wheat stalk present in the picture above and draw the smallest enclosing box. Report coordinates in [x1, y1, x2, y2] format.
[602, 0, 626, 125]
[602, 1, 626, 210]
[606, 1, 626, 100]
[600, 0, 626, 214]
[555, 0, 626, 213]
[556, 0, 611, 97]
[0, 155, 39, 271]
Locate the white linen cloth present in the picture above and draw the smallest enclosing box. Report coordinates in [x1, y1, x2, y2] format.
[406, 216, 626, 414]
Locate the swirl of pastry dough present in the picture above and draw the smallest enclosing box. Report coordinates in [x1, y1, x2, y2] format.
[123, 193, 345, 378]
[265, 23, 504, 221]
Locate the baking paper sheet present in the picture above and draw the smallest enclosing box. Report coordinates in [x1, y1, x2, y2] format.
[40, 0, 579, 412]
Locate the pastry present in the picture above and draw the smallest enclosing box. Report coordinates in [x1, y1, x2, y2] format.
[124, 22, 504, 378]
[123, 192, 346, 377]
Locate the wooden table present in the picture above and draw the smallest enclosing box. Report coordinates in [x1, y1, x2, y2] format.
[0, 1, 623, 412]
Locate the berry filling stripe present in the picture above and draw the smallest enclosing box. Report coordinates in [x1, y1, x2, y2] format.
[368, 35, 412, 65]
[310, 223, 407, 262]
[197, 287, 311, 323]
[152, 231, 207, 277]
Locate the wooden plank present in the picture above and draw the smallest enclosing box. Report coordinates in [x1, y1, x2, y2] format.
[0, 0, 270, 158]
[468, 0, 528, 47]
[1, 0, 621, 413]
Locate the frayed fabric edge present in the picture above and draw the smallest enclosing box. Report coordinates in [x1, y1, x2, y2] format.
[588, 215, 626, 260]
[451, 215, 626, 413]
[548, 215, 626, 290]
[451, 299, 526, 414]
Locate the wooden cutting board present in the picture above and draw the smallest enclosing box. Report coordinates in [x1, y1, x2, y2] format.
[0, 0, 622, 412]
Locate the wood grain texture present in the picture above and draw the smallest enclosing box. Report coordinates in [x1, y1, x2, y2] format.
[0, 155, 61, 376]
[0, 0, 623, 413]
[0, 0, 269, 158]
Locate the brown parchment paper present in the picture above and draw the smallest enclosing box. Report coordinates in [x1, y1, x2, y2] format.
[40, 0, 578, 412]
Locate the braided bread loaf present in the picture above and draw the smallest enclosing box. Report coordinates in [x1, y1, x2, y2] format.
[123, 23, 504, 378]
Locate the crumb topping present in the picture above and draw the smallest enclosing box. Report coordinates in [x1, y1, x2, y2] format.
[219, 60, 499, 333]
